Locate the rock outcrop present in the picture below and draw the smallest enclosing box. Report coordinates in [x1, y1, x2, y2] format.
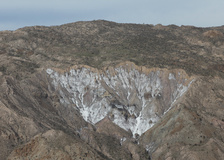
[46, 62, 194, 137]
[140, 77, 224, 160]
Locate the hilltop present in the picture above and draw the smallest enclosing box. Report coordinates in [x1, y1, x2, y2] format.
[0, 21, 224, 160]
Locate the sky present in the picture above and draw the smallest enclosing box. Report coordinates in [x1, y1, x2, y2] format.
[1, 0, 224, 30]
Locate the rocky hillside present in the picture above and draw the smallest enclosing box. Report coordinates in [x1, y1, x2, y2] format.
[46, 62, 193, 137]
[1, 20, 224, 160]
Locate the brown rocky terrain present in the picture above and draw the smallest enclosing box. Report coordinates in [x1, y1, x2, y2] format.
[0, 20, 224, 159]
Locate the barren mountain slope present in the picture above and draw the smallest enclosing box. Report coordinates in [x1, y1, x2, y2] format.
[0, 20, 224, 160]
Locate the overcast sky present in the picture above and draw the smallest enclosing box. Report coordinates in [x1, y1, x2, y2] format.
[1, 0, 224, 30]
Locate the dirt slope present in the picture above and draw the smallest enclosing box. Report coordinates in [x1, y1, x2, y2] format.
[0, 20, 224, 159]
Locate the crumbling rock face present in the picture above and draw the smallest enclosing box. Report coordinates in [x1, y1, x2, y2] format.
[1, 21, 224, 160]
[0, 66, 150, 160]
[140, 77, 224, 160]
[47, 62, 194, 137]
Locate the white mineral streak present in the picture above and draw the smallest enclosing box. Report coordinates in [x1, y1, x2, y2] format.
[120, 137, 127, 146]
[145, 142, 155, 153]
[47, 66, 193, 137]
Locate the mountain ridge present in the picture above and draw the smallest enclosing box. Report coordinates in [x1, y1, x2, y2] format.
[1, 20, 224, 159]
